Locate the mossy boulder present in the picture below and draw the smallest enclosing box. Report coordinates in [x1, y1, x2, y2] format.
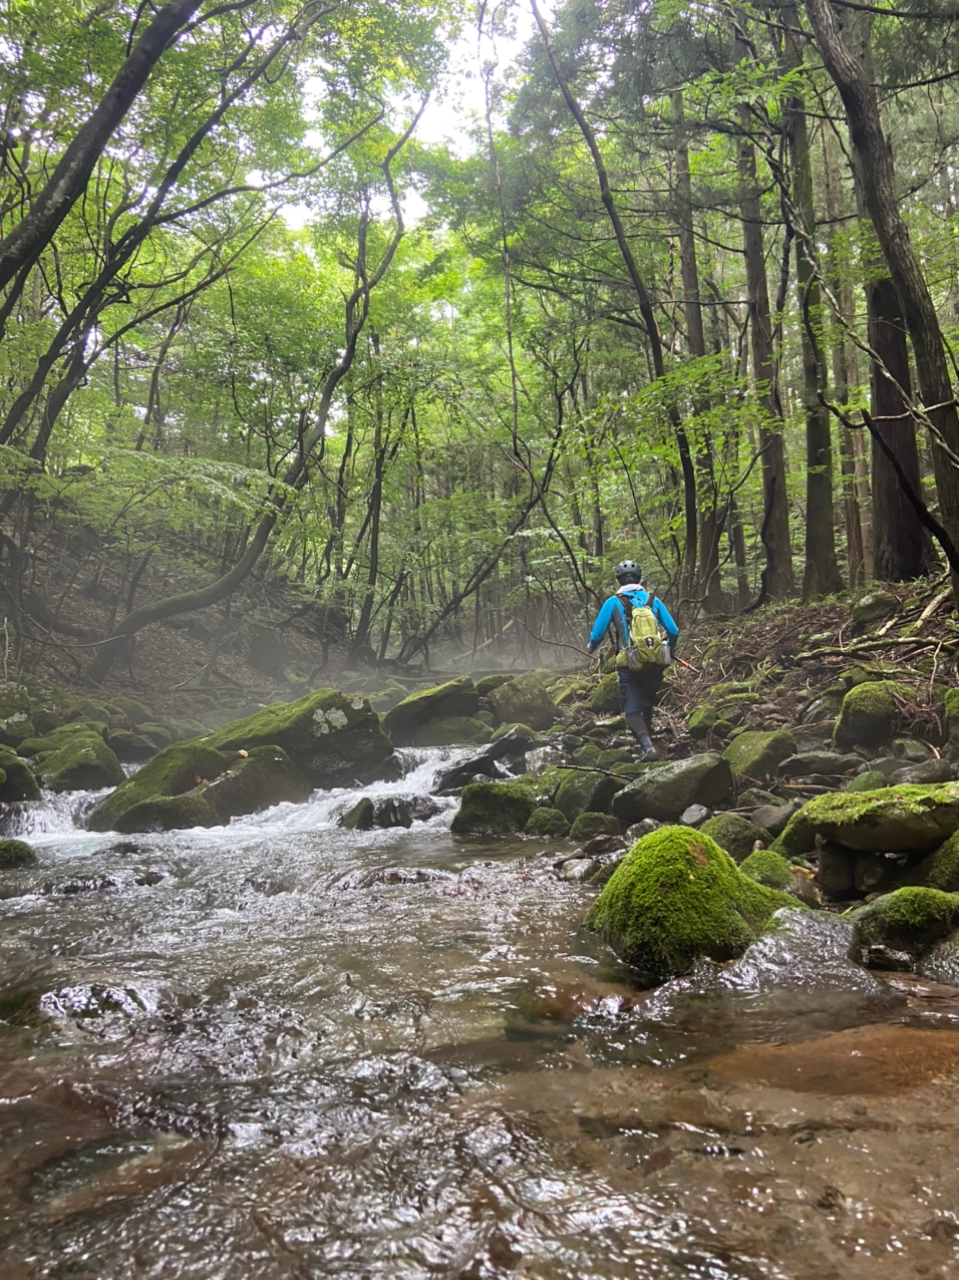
[850, 887, 959, 961]
[107, 729, 158, 764]
[487, 672, 557, 731]
[834, 681, 909, 749]
[569, 812, 622, 842]
[722, 730, 797, 780]
[686, 705, 717, 740]
[739, 848, 794, 890]
[33, 731, 125, 793]
[585, 825, 795, 980]
[554, 769, 622, 822]
[700, 813, 768, 864]
[205, 688, 394, 785]
[86, 741, 230, 832]
[339, 797, 375, 830]
[475, 674, 513, 697]
[774, 783, 959, 858]
[846, 770, 888, 793]
[611, 753, 732, 824]
[450, 781, 536, 835]
[0, 712, 33, 748]
[109, 695, 155, 726]
[590, 674, 622, 715]
[201, 746, 312, 823]
[525, 807, 570, 837]
[851, 590, 898, 627]
[384, 678, 479, 745]
[0, 749, 40, 802]
[490, 722, 539, 745]
[410, 716, 489, 747]
[111, 791, 219, 835]
[0, 683, 32, 721]
[0, 838, 37, 868]
[904, 832, 959, 892]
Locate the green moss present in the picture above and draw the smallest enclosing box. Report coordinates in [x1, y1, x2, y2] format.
[905, 832, 959, 892]
[384, 678, 479, 744]
[0, 750, 40, 802]
[835, 680, 913, 749]
[490, 722, 538, 744]
[846, 770, 888, 793]
[525, 807, 570, 837]
[774, 782, 959, 857]
[112, 791, 219, 835]
[410, 716, 489, 747]
[739, 848, 793, 890]
[590, 673, 622, 715]
[686, 705, 717, 739]
[573, 743, 603, 766]
[722, 730, 797, 780]
[586, 825, 794, 979]
[202, 746, 312, 822]
[554, 769, 622, 822]
[475, 675, 513, 698]
[851, 886, 959, 956]
[451, 781, 536, 835]
[0, 838, 37, 868]
[87, 741, 230, 832]
[33, 732, 124, 793]
[109, 695, 156, 725]
[699, 813, 768, 863]
[569, 812, 622, 841]
[340, 797, 375, 830]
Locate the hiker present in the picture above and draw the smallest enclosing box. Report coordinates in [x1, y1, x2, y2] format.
[586, 560, 679, 761]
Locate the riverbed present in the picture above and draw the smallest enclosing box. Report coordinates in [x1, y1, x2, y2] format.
[2, 748, 958, 1278]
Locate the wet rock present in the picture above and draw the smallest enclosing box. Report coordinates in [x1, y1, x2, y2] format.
[111, 791, 219, 835]
[846, 770, 888, 793]
[611, 753, 732, 824]
[0, 748, 40, 802]
[775, 783, 959, 858]
[450, 780, 535, 835]
[373, 798, 413, 829]
[699, 813, 769, 863]
[739, 848, 793, 890]
[625, 818, 661, 842]
[0, 838, 37, 868]
[721, 730, 796, 781]
[406, 796, 444, 822]
[679, 803, 710, 827]
[475, 674, 513, 698]
[854, 850, 908, 896]
[410, 716, 490, 747]
[778, 751, 862, 778]
[569, 812, 621, 842]
[87, 742, 230, 832]
[558, 857, 601, 882]
[201, 746, 312, 823]
[890, 759, 956, 786]
[432, 730, 533, 792]
[585, 825, 795, 981]
[582, 834, 627, 856]
[487, 672, 557, 731]
[834, 681, 911, 750]
[554, 769, 622, 822]
[851, 887, 959, 965]
[205, 687, 394, 786]
[525, 807, 570, 837]
[340, 797, 375, 830]
[891, 737, 935, 762]
[749, 801, 800, 837]
[110, 695, 155, 726]
[738, 787, 780, 807]
[866, 755, 916, 778]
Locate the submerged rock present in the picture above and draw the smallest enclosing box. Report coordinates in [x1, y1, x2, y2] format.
[340, 797, 375, 830]
[0, 838, 37, 868]
[585, 825, 795, 981]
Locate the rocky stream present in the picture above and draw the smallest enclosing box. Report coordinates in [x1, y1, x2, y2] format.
[3, 596, 959, 1279]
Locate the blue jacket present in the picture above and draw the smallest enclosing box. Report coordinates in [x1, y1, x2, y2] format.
[587, 585, 679, 654]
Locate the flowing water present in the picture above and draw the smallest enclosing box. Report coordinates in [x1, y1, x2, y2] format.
[2, 748, 959, 1279]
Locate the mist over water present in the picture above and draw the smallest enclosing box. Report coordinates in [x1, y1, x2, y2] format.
[1, 748, 958, 1278]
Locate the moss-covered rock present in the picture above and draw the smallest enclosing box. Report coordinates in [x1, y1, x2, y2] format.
[0, 683, 31, 721]
[410, 716, 490, 747]
[112, 791, 219, 835]
[590, 673, 622, 715]
[834, 681, 910, 749]
[0, 749, 40, 802]
[700, 813, 768, 863]
[201, 746, 312, 823]
[851, 886, 959, 961]
[572, 743, 602, 766]
[384, 678, 479, 745]
[585, 825, 795, 980]
[86, 741, 230, 832]
[686, 705, 717, 740]
[451, 781, 536, 835]
[739, 848, 794, 890]
[904, 832, 959, 892]
[487, 672, 557, 731]
[34, 731, 125, 793]
[851, 591, 898, 627]
[138, 723, 173, 750]
[490, 722, 539, 745]
[107, 729, 158, 764]
[475, 674, 513, 698]
[554, 769, 622, 822]
[0, 712, 33, 748]
[339, 796, 375, 830]
[0, 838, 37, 868]
[846, 770, 888, 793]
[109, 695, 155, 726]
[611, 753, 732, 824]
[569, 812, 622, 841]
[722, 730, 797, 780]
[525, 807, 570, 837]
[774, 782, 959, 858]
[205, 688, 394, 785]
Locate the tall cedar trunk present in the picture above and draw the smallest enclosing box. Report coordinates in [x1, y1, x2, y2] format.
[803, 0, 959, 602]
[867, 278, 938, 579]
[783, 4, 844, 599]
[673, 91, 722, 612]
[735, 105, 795, 599]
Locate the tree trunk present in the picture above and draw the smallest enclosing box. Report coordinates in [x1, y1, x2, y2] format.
[803, 0, 959, 601]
